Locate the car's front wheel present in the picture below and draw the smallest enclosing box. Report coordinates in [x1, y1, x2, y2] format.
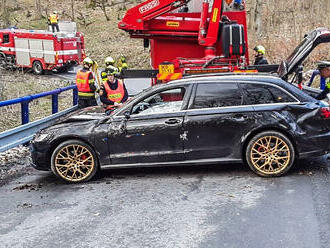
[246, 131, 295, 177]
[51, 140, 98, 183]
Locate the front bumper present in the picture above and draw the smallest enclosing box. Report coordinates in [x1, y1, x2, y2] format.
[29, 144, 51, 171]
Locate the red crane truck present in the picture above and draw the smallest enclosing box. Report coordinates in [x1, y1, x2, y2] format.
[119, 0, 251, 83]
[0, 27, 85, 74]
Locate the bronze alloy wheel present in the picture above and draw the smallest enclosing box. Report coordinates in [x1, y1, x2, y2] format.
[246, 131, 295, 177]
[51, 140, 98, 183]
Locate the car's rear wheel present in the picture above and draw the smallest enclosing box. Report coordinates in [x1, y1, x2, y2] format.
[246, 131, 295, 177]
[51, 140, 98, 183]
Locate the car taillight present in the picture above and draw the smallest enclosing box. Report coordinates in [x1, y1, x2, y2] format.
[320, 107, 330, 119]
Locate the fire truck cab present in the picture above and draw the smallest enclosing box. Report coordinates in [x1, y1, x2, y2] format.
[0, 23, 85, 74]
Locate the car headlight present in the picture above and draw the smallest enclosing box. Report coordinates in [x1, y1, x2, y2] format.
[33, 133, 52, 142]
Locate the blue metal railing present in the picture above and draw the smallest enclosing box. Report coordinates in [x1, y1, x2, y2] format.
[0, 85, 78, 124]
[0, 85, 79, 152]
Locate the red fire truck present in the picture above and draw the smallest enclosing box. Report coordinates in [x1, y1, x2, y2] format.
[0, 27, 85, 74]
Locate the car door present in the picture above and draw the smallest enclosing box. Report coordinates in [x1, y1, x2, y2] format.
[183, 82, 255, 161]
[108, 85, 191, 164]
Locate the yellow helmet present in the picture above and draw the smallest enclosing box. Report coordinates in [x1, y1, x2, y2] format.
[253, 45, 266, 55]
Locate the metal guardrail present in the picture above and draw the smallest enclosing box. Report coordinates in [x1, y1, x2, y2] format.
[0, 85, 78, 124]
[0, 85, 78, 152]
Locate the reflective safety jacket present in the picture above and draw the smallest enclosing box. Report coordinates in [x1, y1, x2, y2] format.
[103, 80, 125, 109]
[76, 69, 95, 97]
[49, 14, 58, 24]
[118, 62, 128, 72]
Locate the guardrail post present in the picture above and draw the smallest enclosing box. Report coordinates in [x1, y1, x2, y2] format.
[73, 87, 78, 106]
[21, 101, 29, 124]
[52, 94, 59, 114]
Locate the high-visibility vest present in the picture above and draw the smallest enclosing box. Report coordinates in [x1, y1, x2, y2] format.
[101, 71, 108, 82]
[119, 62, 128, 72]
[104, 80, 125, 107]
[326, 78, 330, 89]
[76, 69, 94, 97]
[49, 14, 58, 24]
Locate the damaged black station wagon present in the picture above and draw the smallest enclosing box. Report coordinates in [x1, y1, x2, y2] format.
[30, 74, 330, 183]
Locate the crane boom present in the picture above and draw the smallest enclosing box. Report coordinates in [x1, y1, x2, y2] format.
[119, 0, 249, 82]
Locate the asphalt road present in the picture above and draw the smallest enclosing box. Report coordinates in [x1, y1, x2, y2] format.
[0, 156, 329, 248]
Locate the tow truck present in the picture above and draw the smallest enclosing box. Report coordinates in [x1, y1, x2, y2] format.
[119, 0, 330, 89]
[119, 0, 251, 83]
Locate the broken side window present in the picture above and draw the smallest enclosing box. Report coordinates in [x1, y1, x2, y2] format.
[132, 87, 186, 115]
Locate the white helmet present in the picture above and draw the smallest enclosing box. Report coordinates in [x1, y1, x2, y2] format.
[105, 56, 115, 65]
[83, 57, 93, 65]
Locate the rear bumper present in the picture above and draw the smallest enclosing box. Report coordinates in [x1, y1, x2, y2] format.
[297, 131, 330, 158]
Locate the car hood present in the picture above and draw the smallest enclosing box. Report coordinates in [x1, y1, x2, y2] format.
[278, 28, 330, 80]
[57, 106, 107, 124]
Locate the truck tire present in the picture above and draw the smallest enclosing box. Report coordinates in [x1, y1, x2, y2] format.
[32, 60, 44, 75]
[0, 52, 6, 68]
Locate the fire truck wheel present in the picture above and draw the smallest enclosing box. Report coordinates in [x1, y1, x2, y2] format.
[0, 53, 6, 67]
[32, 60, 44, 75]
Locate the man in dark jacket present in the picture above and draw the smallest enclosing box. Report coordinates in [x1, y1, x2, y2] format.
[76, 57, 97, 108]
[99, 69, 128, 114]
[253, 45, 268, 65]
[315, 61, 330, 100]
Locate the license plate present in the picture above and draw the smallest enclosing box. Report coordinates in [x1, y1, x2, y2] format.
[159, 64, 174, 74]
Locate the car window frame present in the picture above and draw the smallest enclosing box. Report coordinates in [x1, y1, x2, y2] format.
[188, 81, 244, 110]
[114, 83, 193, 118]
[238, 81, 301, 106]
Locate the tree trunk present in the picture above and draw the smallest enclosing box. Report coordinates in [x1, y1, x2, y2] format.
[101, 1, 110, 21]
[71, 0, 75, 21]
[254, 0, 263, 37]
[35, 0, 42, 18]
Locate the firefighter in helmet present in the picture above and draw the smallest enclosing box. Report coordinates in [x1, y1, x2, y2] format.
[99, 67, 128, 114]
[101, 56, 118, 83]
[117, 56, 128, 72]
[76, 57, 98, 108]
[48, 11, 60, 33]
[253, 45, 268, 65]
[315, 61, 330, 101]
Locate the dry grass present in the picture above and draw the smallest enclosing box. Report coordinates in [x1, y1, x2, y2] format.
[0, 70, 72, 132]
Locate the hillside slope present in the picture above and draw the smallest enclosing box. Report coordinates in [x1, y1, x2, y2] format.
[1, 0, 329, 67]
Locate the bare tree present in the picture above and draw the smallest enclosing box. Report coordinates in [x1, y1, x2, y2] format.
[35, 0, 42, 18]
[0, 0, 10, 27]
[71, 0, 75, 21]
[254, 0, 263, 37]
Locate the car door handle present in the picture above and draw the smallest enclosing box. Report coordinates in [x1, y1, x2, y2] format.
[165, 118, 181, 125]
